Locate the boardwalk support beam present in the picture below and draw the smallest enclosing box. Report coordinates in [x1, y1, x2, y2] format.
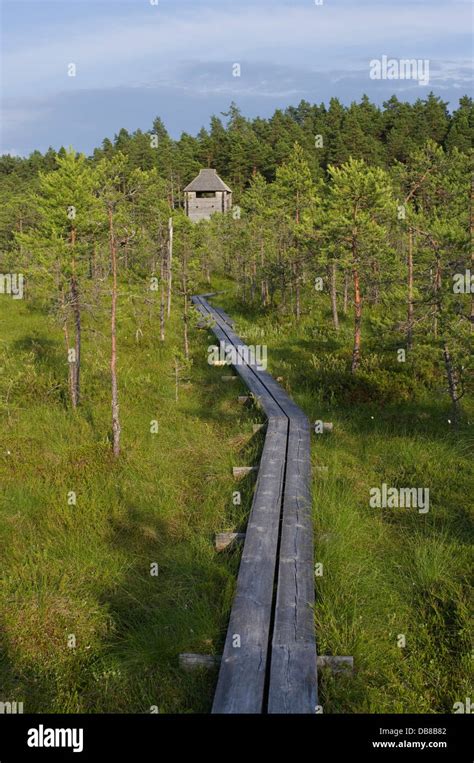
[232, 466, 258, 478]
[179, 653, 353, 675]
[215, 532, 246, 551]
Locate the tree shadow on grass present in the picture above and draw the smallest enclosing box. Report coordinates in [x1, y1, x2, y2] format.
[0, 638, 59, 713]
[13, 334, 64, 375]
[90, 369, 262, 711]
[95, 516, 236, 712]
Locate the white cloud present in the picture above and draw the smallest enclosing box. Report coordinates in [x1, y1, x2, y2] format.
[3, 2, 471, 97]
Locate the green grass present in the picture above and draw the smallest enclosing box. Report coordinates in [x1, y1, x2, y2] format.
[0, 289, 263, 713]
[215, 284, 473, 713]
[0, 279, 472, 713]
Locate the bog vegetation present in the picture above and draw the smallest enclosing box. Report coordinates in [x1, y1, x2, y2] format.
[0, 94, 472, 712]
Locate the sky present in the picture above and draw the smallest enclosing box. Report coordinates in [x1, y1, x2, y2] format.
[0, 0, 472, 156]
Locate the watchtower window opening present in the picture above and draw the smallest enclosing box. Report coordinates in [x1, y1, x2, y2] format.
[196, 191, 216, 198]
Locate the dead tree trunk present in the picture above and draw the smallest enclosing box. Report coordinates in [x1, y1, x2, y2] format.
[260, 239, 267, 307]
[167, 216, 173, 318]
[294, 261, 301, 321]
[433, 258, 442, 339]
[182, 246, 190, 361]
[108, 205, 121, 458]
[407, 228, 414, 350]
[470, 176, 474, 332]
[250, 258, 257, 303]
[431, 243, 462, 420]
[70, 227, 81, 408]
[343, 269, 349, 315]
[160, 244, 165, 342]
[61, 289, 75, 407]
[443, 341, 461, 421]
[183, 292, 189, 361]
[329, 260, 339, 331]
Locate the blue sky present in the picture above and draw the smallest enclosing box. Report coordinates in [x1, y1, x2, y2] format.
[1, 0, 472, 156]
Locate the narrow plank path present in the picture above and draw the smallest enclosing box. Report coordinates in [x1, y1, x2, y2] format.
[192, 294, 318, 714]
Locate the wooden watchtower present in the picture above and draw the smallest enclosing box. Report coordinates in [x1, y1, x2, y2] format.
[184, 169, 232, 222]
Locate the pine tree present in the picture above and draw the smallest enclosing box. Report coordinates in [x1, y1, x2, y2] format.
[400, 142, 472, 419]
[325, 158, 394, 371]
[445, 96, 474, 154]
[16, 149, 97, 407]
[95, 153, 136, 456]
[274, 143, 319, 319]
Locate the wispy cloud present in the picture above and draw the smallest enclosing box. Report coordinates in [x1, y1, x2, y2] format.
[1, 0, 472, 155]
[3, 1, 472, 95]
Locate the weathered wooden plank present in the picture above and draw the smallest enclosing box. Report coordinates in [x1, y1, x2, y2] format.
[213, 306, 235, 328]
[268, 415, 318, 713]
[212, 415, 288, 713]
[195, 298, 289, 403]
[194, 298, 283, 416]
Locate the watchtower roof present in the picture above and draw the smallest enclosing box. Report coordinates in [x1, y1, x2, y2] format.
[184, 168, 231, 193]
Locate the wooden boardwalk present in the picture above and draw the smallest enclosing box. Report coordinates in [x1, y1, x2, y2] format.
[192, 294, 318, 714]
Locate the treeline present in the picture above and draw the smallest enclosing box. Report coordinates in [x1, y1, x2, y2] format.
[1, 93, 473, 197]
[0, 94, 472, 456]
